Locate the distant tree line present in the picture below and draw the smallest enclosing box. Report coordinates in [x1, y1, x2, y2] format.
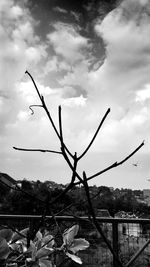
[0, 178, 149, 217]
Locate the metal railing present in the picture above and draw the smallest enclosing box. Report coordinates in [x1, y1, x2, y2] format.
[0, 215, 150, 267]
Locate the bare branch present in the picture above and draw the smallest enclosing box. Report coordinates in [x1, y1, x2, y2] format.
[41, 96, 61, 140]
[116, 140, 145, 165]
[75, 141, 144, 185]
[1, 225, 27, 241]
[16, 71, 144, 262]
[58, 105, 63, 146]
[25, 70, 42, 100]
[58, 105, 74, 158]
[87, 142, 144, 180]
[49, 153, 77, 205]
[29, 104, 43, 115]
[58, 105, 83, 184]
[82, 171, 123, 267]
[25, 71, 60, 141]
[78, 108, 110, 160]
[13, 147, 62, 155]
[74, 162, 117, 186]
[24, 72, 83, 195]
[60, 147, 83, 184]
[25, 71, 74, 160]
[87, 141, 144, 181]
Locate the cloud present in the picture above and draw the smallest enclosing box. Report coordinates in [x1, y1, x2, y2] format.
[1, 0, 150, 188]
[43, 56, 71, 77]
[62, 94, 86, 107]
[70, 11, 81, 22]
[60, 61, 90, 88]
[84, 0, 150, 150]
[93, 2, 150, 106]
[135, 84, 150, 103]
[53, 6, 68, 14]
[0, 0, 47, 133]
[87, 0, 150, 110]
[47, 22, 91, 63]
[57, 0, 150, 154]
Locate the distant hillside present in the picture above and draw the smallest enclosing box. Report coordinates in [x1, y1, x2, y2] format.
[0, 172, 149, 217]
[0, 172, 66, 191]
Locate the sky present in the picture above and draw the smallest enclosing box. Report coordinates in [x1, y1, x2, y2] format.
[1, 0, 150, 189]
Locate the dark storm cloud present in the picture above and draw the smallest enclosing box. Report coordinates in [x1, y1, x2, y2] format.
[28, 0, 120, 37]
[28, 0, 118, 13]
[27, 0, 119, 71]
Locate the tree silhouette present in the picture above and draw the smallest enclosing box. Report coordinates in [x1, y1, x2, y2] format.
[11, 71, 144, 267]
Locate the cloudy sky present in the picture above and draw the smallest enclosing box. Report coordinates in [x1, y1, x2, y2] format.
[1, 0, 150, 189]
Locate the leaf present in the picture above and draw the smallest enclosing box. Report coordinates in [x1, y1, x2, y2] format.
[39, 258, 53, 267]
[36, 231, 42, 241]
[0, 229, 13, 242]
[36, 247, 54, 259]
[66, 252, 82, 264]
[36, 239, 42, 251]
[41, 235, 54, 248]
[69, 238, 89, 254]
[27, 240, 35, 252]
[7, 263, 17, 267]
[63, 225, 79, 245]
[17, 240, 27, 253]
[30, 243, 37, 260]
[11, 228, 29, 243]
[26, 258, 39, 267]
[9, 243, 19, 251]
[0, 237, 10, 259]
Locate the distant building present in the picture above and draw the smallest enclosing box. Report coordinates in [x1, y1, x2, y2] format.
[143, 189, 150, 206]
[0, 172, 16, 188]
[96, 209, 111, 217]
[44, 180, 66, 190]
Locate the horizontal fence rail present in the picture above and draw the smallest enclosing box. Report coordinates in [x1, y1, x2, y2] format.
[1, 215, 150, 267]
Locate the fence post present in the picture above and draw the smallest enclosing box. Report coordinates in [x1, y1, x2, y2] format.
[112, 220, 119, 267]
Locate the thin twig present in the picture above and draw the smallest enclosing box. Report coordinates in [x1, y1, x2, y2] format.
[58, 104, 78, 183]
[82, 171, 123, 267]
[116, 140, 144, 165]
[58, 105, 74, 158]
[75, 141, 144, 185]
[25, 71, 73, 159]
[74, 162, 117, 186]
[25, 71, 61, 141]
[29, 104, 43, 115]
[25, 71, 42, 99]
[60, 148, 83, 184]
[1, 225, 27, 240]
[59, 105, 64, 148]
[78, 108, 110, 160]
[47, 203, 74, 219]
[13, 147, 62, 155]
[49, 153, 78, 205]
[58, 105, 83, 184]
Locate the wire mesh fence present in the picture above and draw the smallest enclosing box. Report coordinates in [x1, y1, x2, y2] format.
[118, 220, 150, 266]
[1, 215, 150, 267]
